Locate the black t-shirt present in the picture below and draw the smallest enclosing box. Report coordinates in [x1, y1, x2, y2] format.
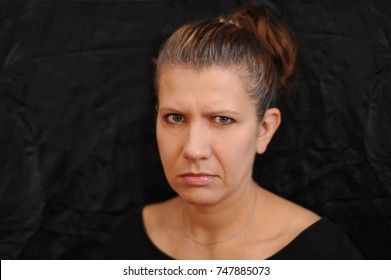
[107, 208, 363, 260]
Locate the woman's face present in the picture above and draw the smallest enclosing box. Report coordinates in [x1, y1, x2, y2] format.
[156, 65, 274, 206]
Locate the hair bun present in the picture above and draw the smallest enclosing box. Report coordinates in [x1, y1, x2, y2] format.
[221, 6, 297, 91]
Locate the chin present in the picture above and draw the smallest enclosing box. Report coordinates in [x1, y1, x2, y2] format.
[174, 187, 224, 206]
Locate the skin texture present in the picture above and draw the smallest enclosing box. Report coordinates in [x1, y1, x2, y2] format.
[156, 65, 279, 207]
[146, 65, 320, 259]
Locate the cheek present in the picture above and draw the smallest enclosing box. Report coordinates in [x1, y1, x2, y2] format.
[216, 129, 258, 172]
[156, 125, 180, 172]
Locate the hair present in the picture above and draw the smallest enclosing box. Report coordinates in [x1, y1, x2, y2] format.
[155, 5, 297, 119]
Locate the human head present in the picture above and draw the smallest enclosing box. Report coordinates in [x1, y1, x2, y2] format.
[155, 5, 297, 120]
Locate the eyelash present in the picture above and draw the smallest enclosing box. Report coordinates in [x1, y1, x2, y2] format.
[163, 114, 235, 125]
[210, 116, 234, 125]
[164, 113, 183, 124]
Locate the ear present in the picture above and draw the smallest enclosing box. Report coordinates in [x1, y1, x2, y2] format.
[256, 108, 281, 154]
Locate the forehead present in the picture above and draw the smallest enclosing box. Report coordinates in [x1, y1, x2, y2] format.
[157, 65, 252, 108]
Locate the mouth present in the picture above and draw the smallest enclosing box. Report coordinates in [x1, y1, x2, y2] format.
[179, 173, 216, 186]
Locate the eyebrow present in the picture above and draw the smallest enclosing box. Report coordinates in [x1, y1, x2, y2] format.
[205, 110, 242, 117]
[158, 106, 182, 114]
[158, 107, 242, 117]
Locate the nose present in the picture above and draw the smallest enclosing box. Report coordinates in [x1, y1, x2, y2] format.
[183, 122, 211, 161]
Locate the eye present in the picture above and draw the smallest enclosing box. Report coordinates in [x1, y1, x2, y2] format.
[165, 113, 184, 124]
[211, 116, 234, 125]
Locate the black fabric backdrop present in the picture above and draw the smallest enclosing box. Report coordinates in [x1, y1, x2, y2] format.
[0, 0, 390, 259]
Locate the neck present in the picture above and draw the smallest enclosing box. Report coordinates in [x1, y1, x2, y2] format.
[182, 180, 259, 245]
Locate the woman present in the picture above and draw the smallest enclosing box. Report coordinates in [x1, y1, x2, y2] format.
[108, 5, 362, 259]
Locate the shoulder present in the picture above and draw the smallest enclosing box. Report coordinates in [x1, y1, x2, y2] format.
[143, 197, 183, 242]
[143, 197, 182, 228]
[106, 203, 177, 260]
[106, 207, 144, 259]
[258, 188, 321, 239]
[259, 188, 362, 259]
[268, 218, 363, 259]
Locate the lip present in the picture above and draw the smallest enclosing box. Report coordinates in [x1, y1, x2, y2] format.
[179, 173, 216, 186]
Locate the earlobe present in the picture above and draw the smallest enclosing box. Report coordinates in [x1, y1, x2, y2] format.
[256, 108, 281, 154]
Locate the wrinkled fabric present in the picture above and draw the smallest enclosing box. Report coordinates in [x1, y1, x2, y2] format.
[0, 0, 390, 259]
